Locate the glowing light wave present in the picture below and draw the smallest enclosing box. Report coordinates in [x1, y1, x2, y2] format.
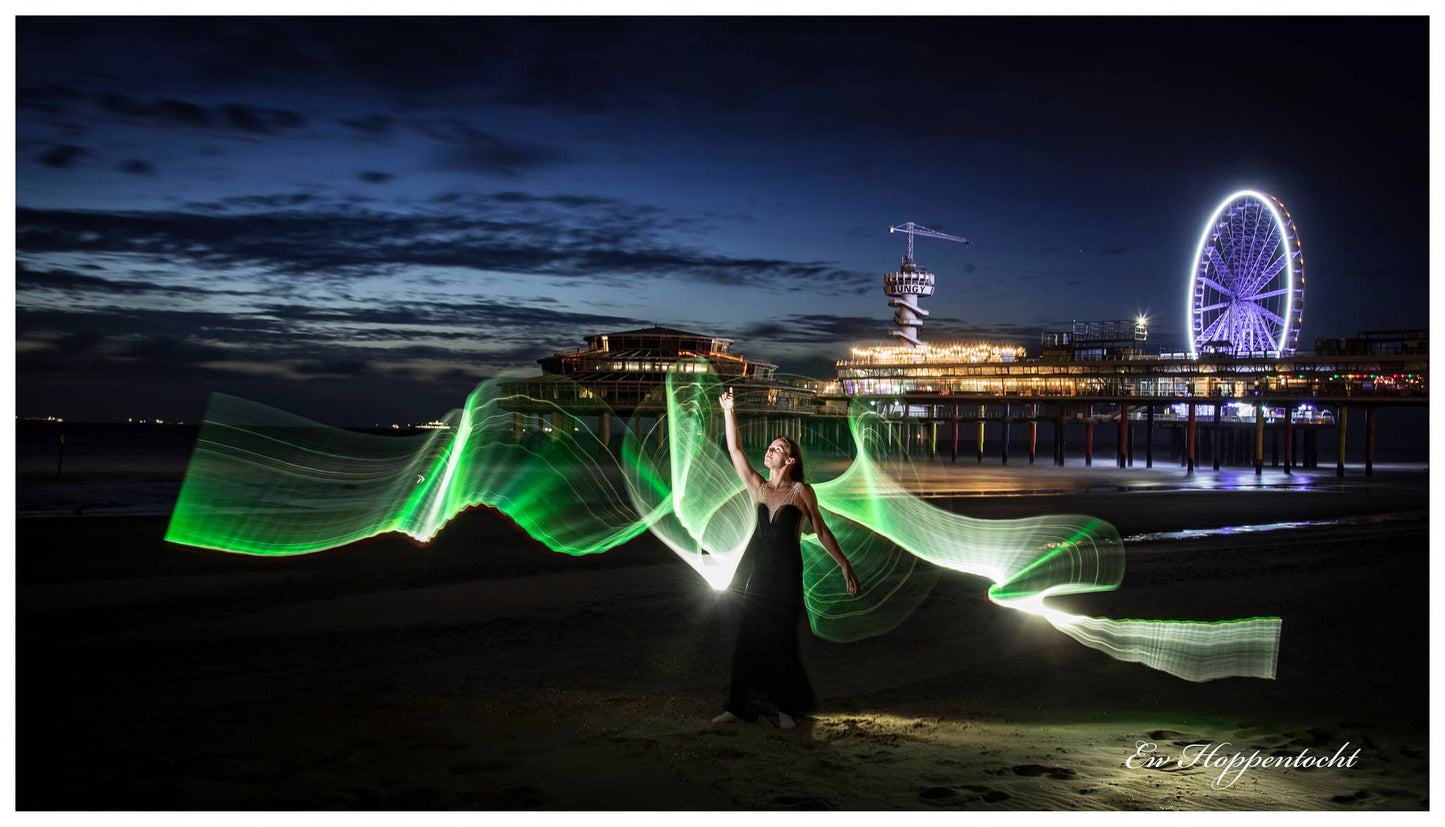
[166, 366, 1280, 682]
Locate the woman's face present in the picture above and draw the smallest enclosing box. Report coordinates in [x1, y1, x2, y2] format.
[764, 439, 792, 474]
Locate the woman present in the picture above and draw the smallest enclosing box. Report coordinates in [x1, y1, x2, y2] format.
[713, 387, 860, 730]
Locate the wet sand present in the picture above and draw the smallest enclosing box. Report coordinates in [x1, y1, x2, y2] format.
[16, 470, 1429, 810]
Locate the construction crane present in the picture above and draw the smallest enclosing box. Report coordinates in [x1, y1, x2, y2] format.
[883, 221, 972, 348]
[889, 221, 971, 264]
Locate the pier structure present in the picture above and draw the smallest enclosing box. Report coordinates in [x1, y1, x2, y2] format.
[497, 326, 843, 457]
[826, 342, 1426, 475]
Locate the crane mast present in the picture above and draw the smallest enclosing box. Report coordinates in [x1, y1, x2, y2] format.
[883, 222, 972, 348]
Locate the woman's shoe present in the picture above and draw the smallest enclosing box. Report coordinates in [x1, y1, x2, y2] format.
[712, 711, 740, 724]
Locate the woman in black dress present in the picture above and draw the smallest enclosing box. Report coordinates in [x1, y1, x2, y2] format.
[713, 387, 860, 730]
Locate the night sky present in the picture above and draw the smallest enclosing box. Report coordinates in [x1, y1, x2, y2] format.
[15, 16, 1428, 424]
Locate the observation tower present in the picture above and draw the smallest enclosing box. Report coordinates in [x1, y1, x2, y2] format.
[884, 222, 971, 347]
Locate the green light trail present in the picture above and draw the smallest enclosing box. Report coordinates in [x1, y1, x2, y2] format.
[166, 365, 1280, 682]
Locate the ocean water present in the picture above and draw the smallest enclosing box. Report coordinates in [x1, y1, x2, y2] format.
[15, 419, 1426, 519]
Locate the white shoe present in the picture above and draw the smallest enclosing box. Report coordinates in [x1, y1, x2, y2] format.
[778, 713, 797, 730]
[712, 711, 740, 724]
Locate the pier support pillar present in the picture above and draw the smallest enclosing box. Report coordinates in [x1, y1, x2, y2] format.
[1187, 403, 1197, 473]
[1029, 419, 1037, 465]
[600, 411, 612, 450]
[1117, 403, 1128, 468]
[1212, 403, 1221, 471]
[1127, 407, 1135, 467]
[901, 411, 909, 459]
[1254, 402, 1265, 476]
[1284, 406, 1294, 475]
[512, 412, 523, 444]
[1145, 404, 1154, 468]
[950, 404, 959, 463]
[977, 405, 985, 464]
[1336, 407, 1348, 477]
[1366, 406, 1376, 477]
[1056, 404, 1066, 467]
[1085, 404, 1094, 466]
[1002, 404, 1011, 465]
[1271, 420, 1279, 467]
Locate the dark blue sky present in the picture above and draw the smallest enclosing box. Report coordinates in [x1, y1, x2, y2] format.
[15, 17, 1428, 423]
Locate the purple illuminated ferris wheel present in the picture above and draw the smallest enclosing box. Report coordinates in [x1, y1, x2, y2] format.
[1187, 190, 1305, 356]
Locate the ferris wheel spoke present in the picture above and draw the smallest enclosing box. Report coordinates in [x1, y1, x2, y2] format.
[1240, 214, 1271, 289]
[1247, 306, 1279, 352]
[1210, 251, 1236, 284]
[1250, 303, 1286, 327]
[1197, 309, 1230, 344]
[1234, 302, 1261, 351]
[1247, 209, 1277, 280]
[1197, 276, 1235, 298]
[1242, 250, 1289, 298]
[1197, 301, 1230, 312]
[1231, 207, 1261, 286]
[1260, 313, 1280, 351]
[1241, 240, 1276, 298]
[1250, 287, 1290, 300]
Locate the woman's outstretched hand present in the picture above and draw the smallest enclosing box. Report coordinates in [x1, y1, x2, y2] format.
[843, 562, 860, 597]
[719, 387, 735, 411]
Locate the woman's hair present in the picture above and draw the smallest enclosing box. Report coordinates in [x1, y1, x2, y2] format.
[776, 435, 805, 483]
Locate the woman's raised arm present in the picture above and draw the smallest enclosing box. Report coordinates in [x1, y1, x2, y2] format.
[719, 387, 762, 491]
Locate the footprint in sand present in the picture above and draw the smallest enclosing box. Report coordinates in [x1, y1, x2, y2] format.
[449, 758, 520, 774]
[771, 795, 834, 809]
[501, 743, 557, 757]
[468, 785, 546, 809]
[1331, 789, 1373, 805]
[918, 786, 1009, 805]
[1146, 729, 1209, 747]
[1010, 764, 1077, 780]
[958, 785, 1011, 803]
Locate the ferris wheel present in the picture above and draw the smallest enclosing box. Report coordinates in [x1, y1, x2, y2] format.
[1187, 190, 1305, 355]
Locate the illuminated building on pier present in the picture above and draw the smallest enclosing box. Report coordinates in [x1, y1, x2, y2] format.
[499, 327, 820, 444]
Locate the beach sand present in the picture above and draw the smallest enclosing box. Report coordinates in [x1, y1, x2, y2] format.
[16, 471, 1429, 810]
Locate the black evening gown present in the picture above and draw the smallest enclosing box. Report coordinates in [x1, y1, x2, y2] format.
[726, 482, 817, 718]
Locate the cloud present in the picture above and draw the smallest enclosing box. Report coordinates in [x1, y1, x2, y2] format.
[411, 119, 575, 177]
[16, 262, 257, 298]
[222, 103, 306, 134]
[17, 83, 85, 114]
[118, 159, 155, 176]
[15, 293, 653, 407]
[358, 171, 392, 183]
[338, 114, 397, 135]
[96, 93, 213, 127]
[16, 192, 864, 289]
[38, 145, 88, 168]
[87, 92, 307, 135]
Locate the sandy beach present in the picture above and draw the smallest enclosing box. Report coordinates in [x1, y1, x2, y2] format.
[16, 466, 1429, 810]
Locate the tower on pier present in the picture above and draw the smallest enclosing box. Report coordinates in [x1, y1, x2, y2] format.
[883, 222, 971, 347]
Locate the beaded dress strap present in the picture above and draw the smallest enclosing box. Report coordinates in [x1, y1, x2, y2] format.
[753, 481, 801, 505]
